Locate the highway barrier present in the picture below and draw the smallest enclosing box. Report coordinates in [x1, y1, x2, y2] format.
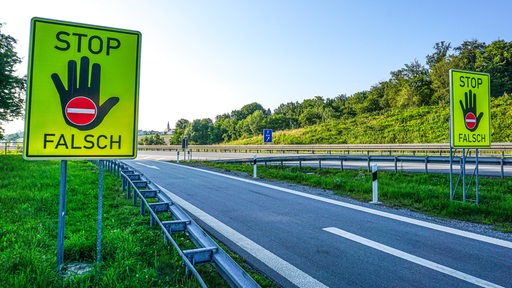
[139, 143, 512, 157]
[214, 154, 512, 178]
[104, 160, 260, 288]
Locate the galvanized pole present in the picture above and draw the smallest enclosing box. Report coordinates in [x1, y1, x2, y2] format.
[462, 148, 466, 202]
[475, 149, 479, 205]
[97, 160, 104, 264]
[449, 146, 453, 201]
[57, 160, 67, 273]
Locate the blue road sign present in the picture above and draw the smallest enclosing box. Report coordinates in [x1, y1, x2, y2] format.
[263, 129, 272, 143]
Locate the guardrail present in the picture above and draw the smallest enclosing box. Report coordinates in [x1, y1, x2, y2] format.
[214, 154, 512, 178]
[0, 141, 22, 154]
[105, 160, 260, 288]
[138, 143, 512, 156]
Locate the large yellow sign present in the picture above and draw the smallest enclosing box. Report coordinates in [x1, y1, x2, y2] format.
[24, 18, 141, 159]
[450, 69, 491, 148]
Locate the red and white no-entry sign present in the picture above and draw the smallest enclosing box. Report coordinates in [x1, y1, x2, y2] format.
[65, 96, 97, 126]
[465, 112, 476, 130]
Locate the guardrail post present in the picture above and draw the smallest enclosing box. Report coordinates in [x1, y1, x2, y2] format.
[253, 155, 257, 178]
[501, 157, 504, 179]
[370, 164, 380, 204]
[340, 158, 344, 172]
[394, 157, 398, 173]
[177, 150, 180, 163]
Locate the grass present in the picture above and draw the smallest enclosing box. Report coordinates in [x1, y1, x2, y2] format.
[199, 162, 512, 233]
[0, 154, 273, 287]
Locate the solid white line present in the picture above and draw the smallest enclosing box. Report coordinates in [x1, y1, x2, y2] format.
[134, 162, 160, 170]
[160, 161, 512, 249]
[323, 227, 503, 288]
[67, 108, 95, 114]
[156, 184, 328, 288]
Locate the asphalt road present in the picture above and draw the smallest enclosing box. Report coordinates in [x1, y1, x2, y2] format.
[126, 158, 512, 288]
[136, 150, 512, 177]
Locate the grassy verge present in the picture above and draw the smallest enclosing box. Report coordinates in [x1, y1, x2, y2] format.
[199, 162, 512, 233]
[0, 155, 271, 287]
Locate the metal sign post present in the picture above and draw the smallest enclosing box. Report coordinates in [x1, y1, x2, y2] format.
[56, 160, 67, 272]
[97, 160, 104, 264]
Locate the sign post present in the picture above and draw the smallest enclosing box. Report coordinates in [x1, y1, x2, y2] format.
[24, 17, 141, 273]
[449, 69, 490, 204]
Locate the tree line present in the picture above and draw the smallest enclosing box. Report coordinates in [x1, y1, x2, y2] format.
[168, 39, 512, 145]
[0, 24, 25, 138]
[1, 24, 510, 144]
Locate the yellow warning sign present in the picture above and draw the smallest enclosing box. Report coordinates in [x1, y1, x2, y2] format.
[450, 69, 491, 148]
[24, 18, 141, 159]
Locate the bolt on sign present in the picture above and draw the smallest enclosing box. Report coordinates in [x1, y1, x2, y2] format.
[23, 18, 141, 159]
[450, 69, 491, 148]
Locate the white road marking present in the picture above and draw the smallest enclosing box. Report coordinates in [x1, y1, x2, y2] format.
[159, 161, 512, 249]
[156, 184, 328, 288]
[134, 162, 160, 169]
[323, 227, 504, 288]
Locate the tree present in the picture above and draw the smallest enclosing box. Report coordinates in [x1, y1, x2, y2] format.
[231, 102, 266, 120]
[170, 118, 190, 144]
[454, 39, 486, 71]
[385, 60, 433, 108]
[189, 118, 213, 145]
[426, 41, 451, 68]
[475, 40, 512, 97]
[273, 102, 301, 129]
[429, 55, 462, 105]
[0, 23, 26, 136]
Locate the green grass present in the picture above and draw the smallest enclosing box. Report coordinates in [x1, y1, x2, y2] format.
[199, 162, 512, 232]
[0, 155, 273, 287]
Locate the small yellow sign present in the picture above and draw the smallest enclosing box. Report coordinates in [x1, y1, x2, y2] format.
[450, 69, 491, 148]
[24, 18, 141, 159]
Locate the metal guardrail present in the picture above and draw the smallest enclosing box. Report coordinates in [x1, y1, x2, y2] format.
[138, 143, 512, 156]
[0, 141, 23, 154]
[104, 160, 260, 288]
[215, 154, 512, 178]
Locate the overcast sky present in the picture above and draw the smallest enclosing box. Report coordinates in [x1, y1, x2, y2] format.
[2, 0, 512, 134]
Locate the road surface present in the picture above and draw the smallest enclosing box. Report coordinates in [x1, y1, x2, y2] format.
[136, 150, 512, 177]
[126, 158, 512, 288]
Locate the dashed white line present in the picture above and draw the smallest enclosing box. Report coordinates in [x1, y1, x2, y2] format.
[159, 161, 512, 249]
[323, 227, 504, 288]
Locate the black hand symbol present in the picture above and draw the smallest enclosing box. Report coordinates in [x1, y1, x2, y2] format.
[51, 56, 119, 131]
[459, 89, 483, 132]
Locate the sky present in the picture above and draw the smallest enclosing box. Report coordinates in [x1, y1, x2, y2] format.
[2, 0, 512, 134]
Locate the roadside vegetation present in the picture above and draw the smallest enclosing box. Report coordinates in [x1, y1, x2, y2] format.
[162, 40, 512, 145]
[199, 162, 512, 233]
[0, 155, 273, 287]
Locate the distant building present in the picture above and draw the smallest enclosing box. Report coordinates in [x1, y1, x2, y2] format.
[164, 121, 173, 134]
